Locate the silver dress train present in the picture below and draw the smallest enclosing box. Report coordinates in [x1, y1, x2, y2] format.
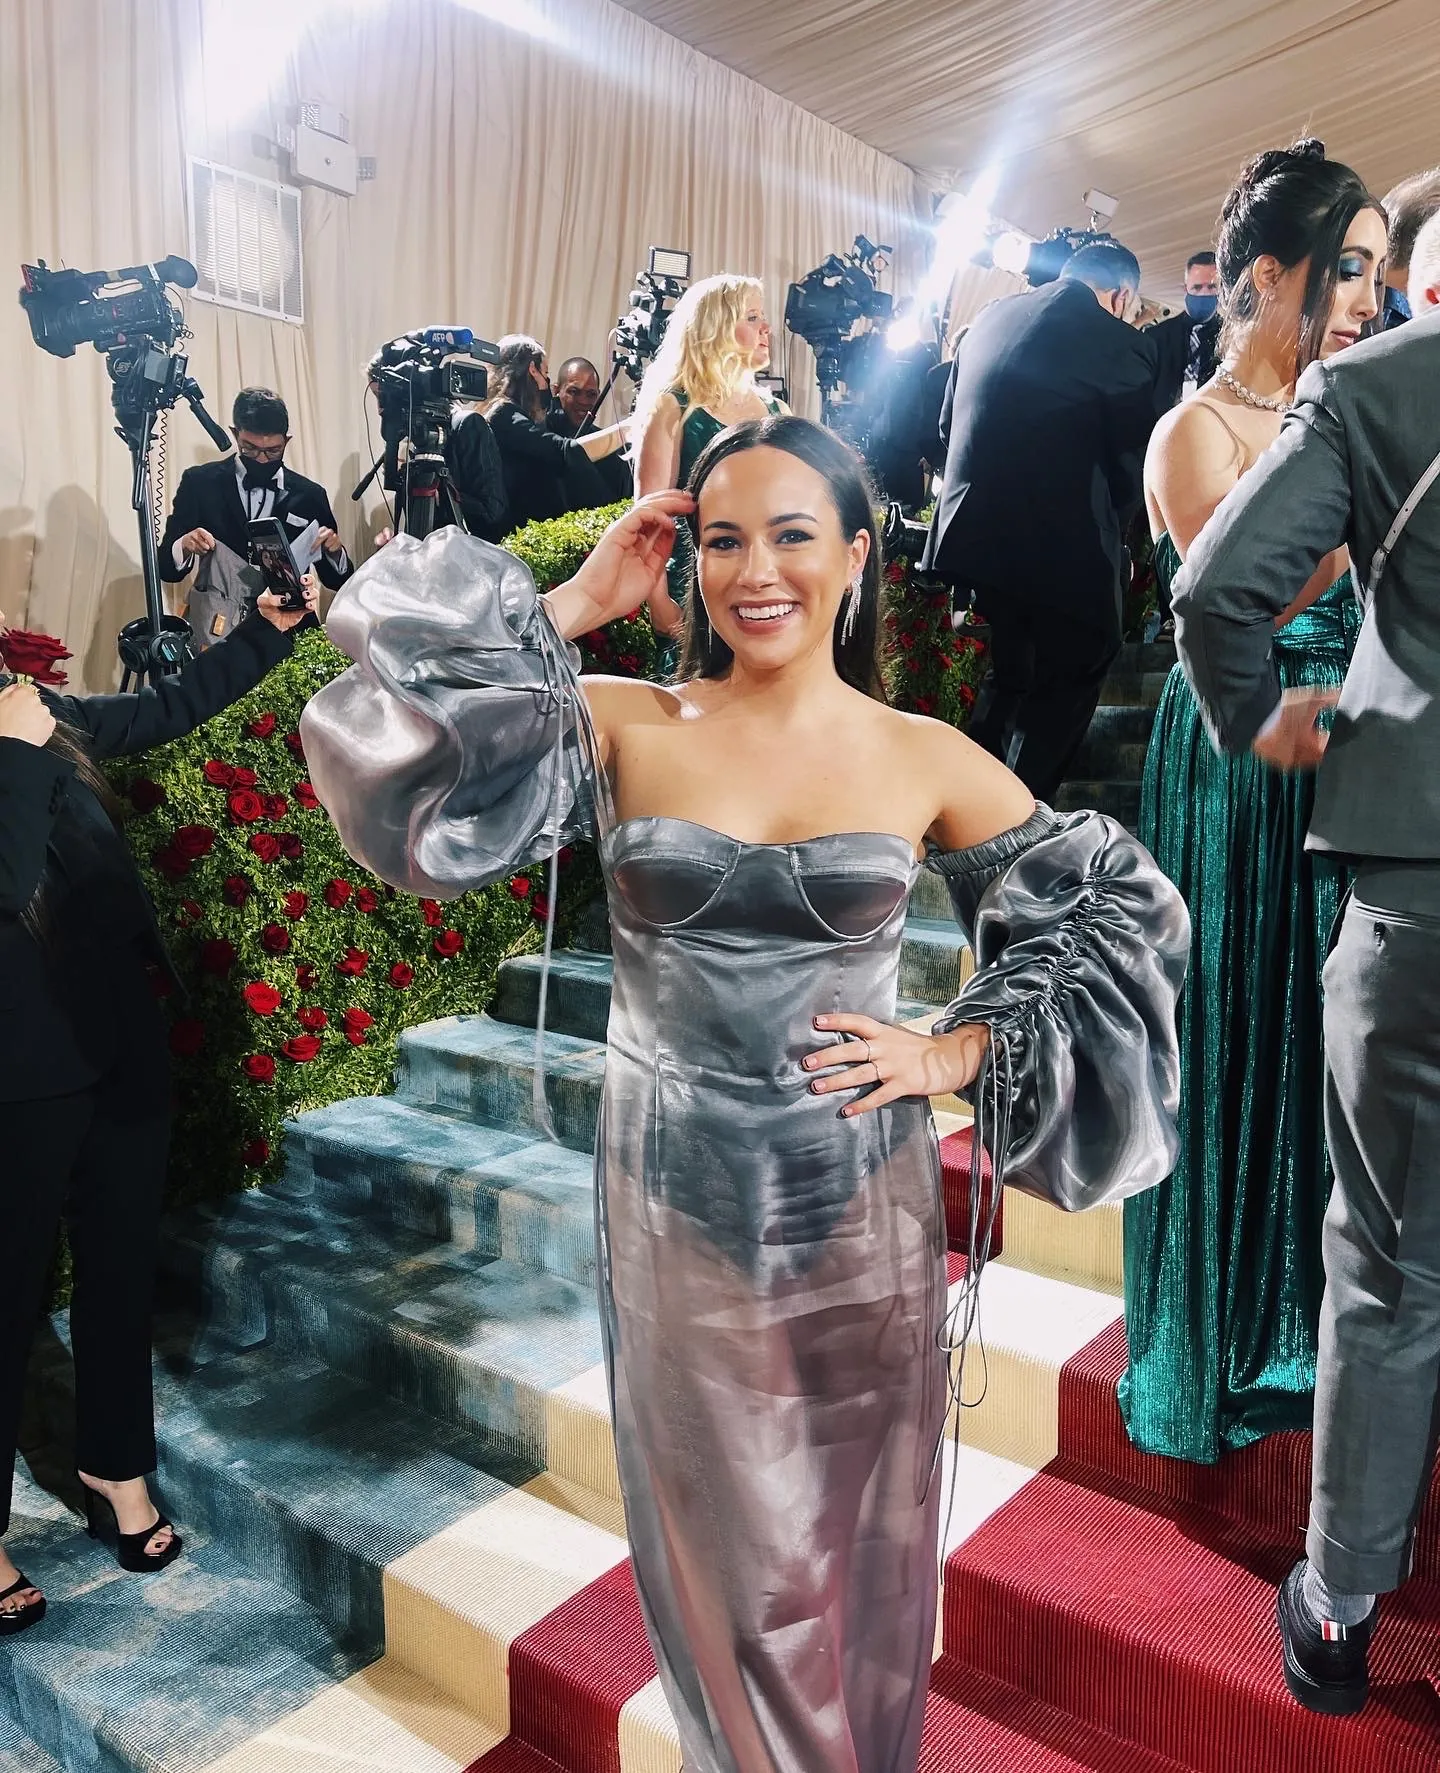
[302, 530, 1189, 1773]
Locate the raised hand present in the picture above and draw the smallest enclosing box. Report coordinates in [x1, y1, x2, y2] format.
[0, 680, 57, 748]
[543, 491, 695, 640]
[255, 576, 320, 633]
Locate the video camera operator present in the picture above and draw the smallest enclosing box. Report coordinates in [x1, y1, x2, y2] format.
[548, 356, 633, 507]
[159, 388, 351, 644]
[923, 241, 1171, 801]
[484, 336, 629, 529]
[0, 580, 317, 1635]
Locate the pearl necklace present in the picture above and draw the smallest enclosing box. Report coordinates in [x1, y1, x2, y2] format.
[1215, 365, 1291, 412]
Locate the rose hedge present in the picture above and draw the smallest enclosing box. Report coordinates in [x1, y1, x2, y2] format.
[102, 501, 986, 1210]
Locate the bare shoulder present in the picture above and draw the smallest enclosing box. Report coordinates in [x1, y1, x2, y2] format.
[1150, 395, 1244, 478]
[581, 673, 679, 731]
[892, 707, 1037, 852]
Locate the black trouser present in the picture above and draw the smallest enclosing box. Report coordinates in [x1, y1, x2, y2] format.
[967, 590, 1121, 804]
[1, 1007, 170, 1536]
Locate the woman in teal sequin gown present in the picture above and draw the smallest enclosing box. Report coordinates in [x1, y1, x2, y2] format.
[1119, 141, 1387, 1462]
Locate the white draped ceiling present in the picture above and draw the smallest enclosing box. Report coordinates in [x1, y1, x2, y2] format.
[612, 0, 1439, 296]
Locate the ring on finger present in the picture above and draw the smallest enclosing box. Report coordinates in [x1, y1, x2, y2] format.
[859, 1038, 872, 1067]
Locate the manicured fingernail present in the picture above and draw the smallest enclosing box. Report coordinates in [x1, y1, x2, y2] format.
[808, 1079, 822, 1093]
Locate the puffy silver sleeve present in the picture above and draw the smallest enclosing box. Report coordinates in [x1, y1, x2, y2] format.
[300, 528, 597, 899]
[928, 806, 1190, 1212]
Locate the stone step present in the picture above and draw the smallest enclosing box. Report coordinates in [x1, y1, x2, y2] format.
[158, 1189, 605, 1474]
[491, 946, 948, 1044]
[0, 1457, 362, 1773]
[1083, 702, 1158, 745]
[25, 1310, 527, 1663]
[1096, 668, 1173, 709]
[1114, 639, 1177, 675]
[1068, 736, 1149, 782]
[399, 1015, 607, 1154]
[279, 1094, 597, 1286]
[1054, 779, 1141, 826]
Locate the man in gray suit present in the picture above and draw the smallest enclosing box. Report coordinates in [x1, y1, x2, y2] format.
[1172, 303, 1440, 1717]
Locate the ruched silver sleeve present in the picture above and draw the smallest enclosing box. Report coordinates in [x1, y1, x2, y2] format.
[299, 528, 597, 899]
[928, 806, 1190, 1213]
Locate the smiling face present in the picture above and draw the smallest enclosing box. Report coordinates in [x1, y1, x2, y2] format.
[695, 446, 867, 673]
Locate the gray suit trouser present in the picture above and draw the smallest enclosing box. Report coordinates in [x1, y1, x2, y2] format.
[1309, 865, 1440, 1594]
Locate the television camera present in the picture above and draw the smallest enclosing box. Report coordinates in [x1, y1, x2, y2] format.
[784, 237, 894, 428]
[19, 255, 231, 686]
[613, 247, 691, 386]
[356, 328, 501, 541]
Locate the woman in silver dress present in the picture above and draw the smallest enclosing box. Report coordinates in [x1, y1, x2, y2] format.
[303, 416, 1188, 1773]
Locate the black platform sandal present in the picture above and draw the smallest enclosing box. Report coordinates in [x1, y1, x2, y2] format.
[0, 1572, 46, 1636]
[78, 1476, 184, 1574]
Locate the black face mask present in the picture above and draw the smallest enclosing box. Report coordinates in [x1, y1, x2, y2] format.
[1185, 292, 1219, 322]
[241, 456, 283, 489]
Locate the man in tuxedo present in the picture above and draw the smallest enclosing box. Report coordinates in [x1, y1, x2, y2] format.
[922, 242, 1164, 800]
[159, 386, 353, 606]
[548, 357, 632, 507]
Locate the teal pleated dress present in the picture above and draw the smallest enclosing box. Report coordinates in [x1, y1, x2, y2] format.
[1118, 536, 1360, 1463]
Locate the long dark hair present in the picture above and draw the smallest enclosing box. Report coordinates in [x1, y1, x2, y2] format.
[676, 415, 886, 700]
[0, 673, 123, 943]
[483, 334, 549, 424]
[1216, 137, 1386, 377]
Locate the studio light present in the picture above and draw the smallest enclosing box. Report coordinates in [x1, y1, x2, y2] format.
[991, 230, 1034, 277]
[888, 164, 1001, 351]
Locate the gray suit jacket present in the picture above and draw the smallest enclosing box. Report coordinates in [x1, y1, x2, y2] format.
[1172, 308, 1440, 859]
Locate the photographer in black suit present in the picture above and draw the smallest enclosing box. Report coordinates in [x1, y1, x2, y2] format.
[922, 242, 1165, 800]
[159, 387, 353, 604]
[0, 583, 316, 1635]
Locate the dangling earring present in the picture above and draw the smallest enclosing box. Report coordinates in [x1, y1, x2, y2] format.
[840, 573, 863, 646]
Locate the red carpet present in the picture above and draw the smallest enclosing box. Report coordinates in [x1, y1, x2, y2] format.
[940, 1129, 1001, 1260]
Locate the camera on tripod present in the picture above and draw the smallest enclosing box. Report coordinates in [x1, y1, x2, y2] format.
[360, 328, 502, 541]
[19, 254, 230, 687]
[784, 235, 894, 439]
[614, 247, 691, 383]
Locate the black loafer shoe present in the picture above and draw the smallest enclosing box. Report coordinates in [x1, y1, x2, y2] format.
[1277, 1559, 1376, 1716]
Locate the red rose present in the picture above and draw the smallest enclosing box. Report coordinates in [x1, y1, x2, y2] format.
[242, 1053, 276, 1084]
[172, 824, 216, 860]
[282, 1033, 323, 1063]
[618, 653, 640, 674]
[243, 980, 284, 1016]
[249, 833, 282, 863]
[937, 655, 954, 670]
[241, 1138, 270, 1168]
[324, 879, 353, 909]
[264, 794, 290, 821]
[223, 874, 252, 907]
[294, 780, 320, 810]
[169, 1018, 206, 1057]
[432, 928, 465, 959]
[959, 682, 977, 710]
[204, 759, 237, 788]
[228, 789, 265, 824]
[127, 777, 166, 814]
[284, 730, 305, 757]
[914, 696, 934, 716]
[175, 897, 204, 925]
[246, 711, 278, 739]
[531, 892, 550, 922]
[355, 887, 380, 914]
[297, 1005, 329, 1031]
[0, 626, 71, 684]
[389, 963, 415, 988]
[232, 765, 259, 788]
[420, 898, 445, 926]
[200, 938, 237, 976]
[295, 963, 320, 991]
[278, 834, 304, 860]
[153, 845, 192, 881]
[341, 1007, 374, 1046]
[507, 876, 531, 900]
[260, 923, 292, 955]
[283, 890, 309, 920]
[336, 947, 369, 977]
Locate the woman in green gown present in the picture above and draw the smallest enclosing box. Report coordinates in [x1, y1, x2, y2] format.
[631, 274, 784, 670]
[1119, 140, 1388, 1462]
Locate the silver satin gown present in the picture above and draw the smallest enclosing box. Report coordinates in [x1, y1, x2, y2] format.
[301, 530, 1190, 1773]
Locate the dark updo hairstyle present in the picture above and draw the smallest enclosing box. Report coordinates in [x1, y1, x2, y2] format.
[1216, 137, 1386, 377]
[676, 415, 885, 700]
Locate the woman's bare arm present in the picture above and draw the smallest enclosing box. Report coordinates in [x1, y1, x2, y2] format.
[635, 393, 684, 495]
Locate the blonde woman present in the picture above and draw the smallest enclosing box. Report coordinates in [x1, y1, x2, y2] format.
[632, 274, 783, 642]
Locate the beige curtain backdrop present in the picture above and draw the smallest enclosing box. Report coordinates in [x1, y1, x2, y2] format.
[1, 0, 930, 688]
[612, 0, 1437, 297]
